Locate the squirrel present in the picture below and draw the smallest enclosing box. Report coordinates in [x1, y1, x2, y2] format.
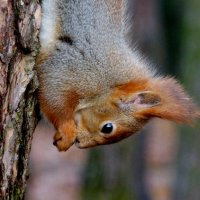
[36, 0, 199, 151]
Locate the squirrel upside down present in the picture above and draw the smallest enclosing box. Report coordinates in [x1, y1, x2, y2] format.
[36, 0, 199, 151]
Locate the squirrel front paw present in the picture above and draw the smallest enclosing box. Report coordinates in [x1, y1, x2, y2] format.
[53, 131, 75, 151]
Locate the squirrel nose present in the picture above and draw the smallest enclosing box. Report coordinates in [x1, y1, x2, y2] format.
[53, 137, 62, 146]
[75, 138, 80, 144]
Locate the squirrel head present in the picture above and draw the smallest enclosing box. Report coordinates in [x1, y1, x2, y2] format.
[73, 77, 199, 148]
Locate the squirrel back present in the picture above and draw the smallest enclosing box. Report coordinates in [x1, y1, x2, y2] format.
[37, 0, 199, 151]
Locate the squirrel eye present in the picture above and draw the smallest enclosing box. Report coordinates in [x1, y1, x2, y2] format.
[101, 123, 113, 134]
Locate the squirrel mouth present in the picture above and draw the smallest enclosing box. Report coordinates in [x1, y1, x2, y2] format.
[74, 138, 90, 149]
[74, 138, 81, 148]
[74, 137, 100, 149]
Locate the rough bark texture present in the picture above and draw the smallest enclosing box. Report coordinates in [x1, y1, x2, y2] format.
[0, 0, 40, 199]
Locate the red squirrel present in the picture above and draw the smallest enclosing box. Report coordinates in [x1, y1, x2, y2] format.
[36, 0, 199, 151]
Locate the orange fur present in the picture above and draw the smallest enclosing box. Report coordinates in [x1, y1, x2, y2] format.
[37, 0, 199, 151]
[39, 76, 199, 151]
[54, 91, 80, 151]
[39, 90, 80, 151]
[142, 77, 199, 123]
[112, 78, 199, 123]
[114, 80, 148, 95]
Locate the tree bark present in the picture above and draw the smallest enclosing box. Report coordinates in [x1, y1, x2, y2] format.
[0, 0, 40, 199]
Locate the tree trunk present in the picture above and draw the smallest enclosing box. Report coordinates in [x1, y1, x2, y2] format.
[0, 0, 40, 199]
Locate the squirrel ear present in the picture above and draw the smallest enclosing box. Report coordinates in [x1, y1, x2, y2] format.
[118, 91, 161, 110]
[113, 78, 199, 123]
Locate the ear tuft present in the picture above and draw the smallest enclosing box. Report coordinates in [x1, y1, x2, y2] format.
[113, 77, 200, 123]
[138, 77, 200, 123]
